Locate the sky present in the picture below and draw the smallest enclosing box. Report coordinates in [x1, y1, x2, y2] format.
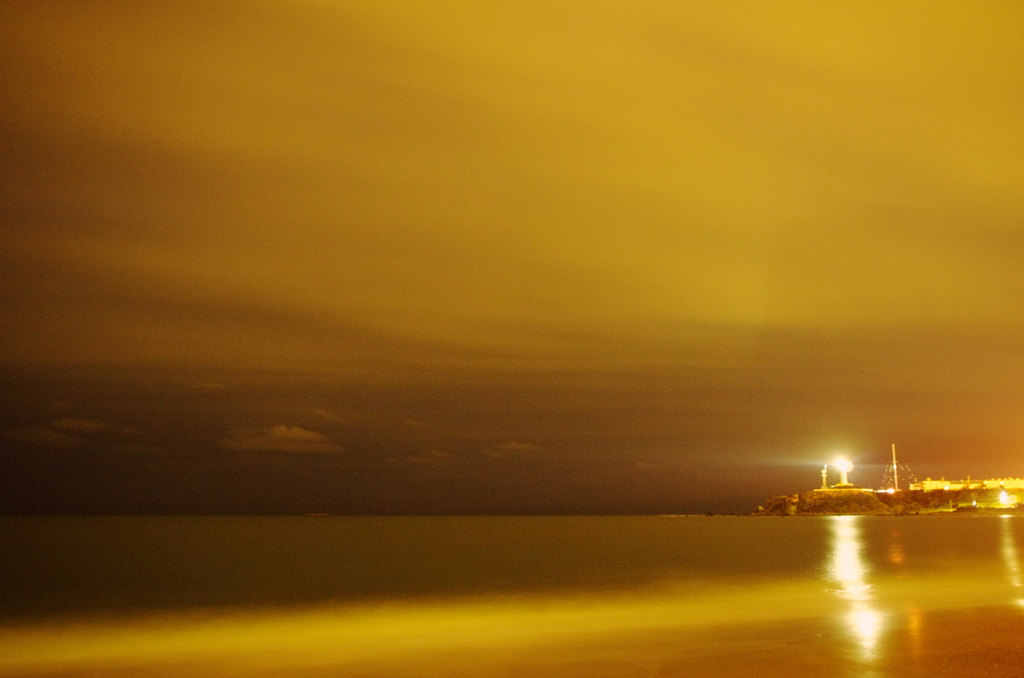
[2, 1, 1024, 514]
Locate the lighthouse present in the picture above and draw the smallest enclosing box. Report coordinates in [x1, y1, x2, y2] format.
[835, 460, 854, 488]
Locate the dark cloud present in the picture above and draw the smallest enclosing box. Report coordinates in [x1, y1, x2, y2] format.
[3, 416, 142, 451]
[219, 425, 342, 454]
[496, 441, 541, 451]
[405, 449, 456, 465]
[3, 426, 81, 449]
[191, 382, 228, 391]
[309, 408, 342, 423]
[488, 441, 543, 458]
[48, 418, 140, 436]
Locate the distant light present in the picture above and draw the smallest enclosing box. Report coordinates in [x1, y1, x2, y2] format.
[836, 459, 853, 473]
[1000, 490, 1013, 506]
[885, 488, 895, 494]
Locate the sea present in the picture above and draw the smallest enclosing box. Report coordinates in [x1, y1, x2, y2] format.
[2, 514, 1023, 677]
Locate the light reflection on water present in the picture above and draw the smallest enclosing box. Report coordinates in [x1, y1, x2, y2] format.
[1000, 515, 1024, 604]
[885, 528, 906, 570]
[825, 516, 884, 662]
[823, 515, 1024, 671]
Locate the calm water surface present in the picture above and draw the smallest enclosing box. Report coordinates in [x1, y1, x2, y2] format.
[2, 515, 1023, 676]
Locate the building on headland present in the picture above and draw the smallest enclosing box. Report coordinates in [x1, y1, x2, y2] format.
[910, 478, 970, 491]
[909, 477, 1024, 492]
[982, 478, 1024, 490]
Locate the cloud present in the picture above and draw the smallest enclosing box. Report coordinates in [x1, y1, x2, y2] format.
[405, 449, 455, 464]
[496, 441, 541, 451]
[3, 426, 82, 449]
[3, 417, 142, 449]
[49, 418, 141, 435]
[113, 442, 163, 456]
[484, 441, 542, 459]
[485, 440, 544, 462]
[219, 425, 342, 454]
[310, 407, 342, 422]
[48, 418, 110, 433]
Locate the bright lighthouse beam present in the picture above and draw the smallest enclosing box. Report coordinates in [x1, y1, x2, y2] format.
[835, 459, 853, 487]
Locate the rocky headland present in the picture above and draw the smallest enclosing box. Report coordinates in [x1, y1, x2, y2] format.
[757, 487, 1024, 516]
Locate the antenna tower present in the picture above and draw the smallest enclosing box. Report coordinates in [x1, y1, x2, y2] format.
[881, 444, 917, 490]
[892, 443, 898, 492]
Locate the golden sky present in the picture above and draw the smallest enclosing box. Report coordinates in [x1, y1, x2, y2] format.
[2, 2, 1023, 512]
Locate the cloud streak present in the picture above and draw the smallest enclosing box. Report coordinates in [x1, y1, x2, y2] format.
[49, 418, 140, 435]
[3, 417, 142, 450]
[219, 425, 342, 454]
[3, 426, 82, 449]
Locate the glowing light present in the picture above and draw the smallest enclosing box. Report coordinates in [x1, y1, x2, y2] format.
[834, 459, 853, 486]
